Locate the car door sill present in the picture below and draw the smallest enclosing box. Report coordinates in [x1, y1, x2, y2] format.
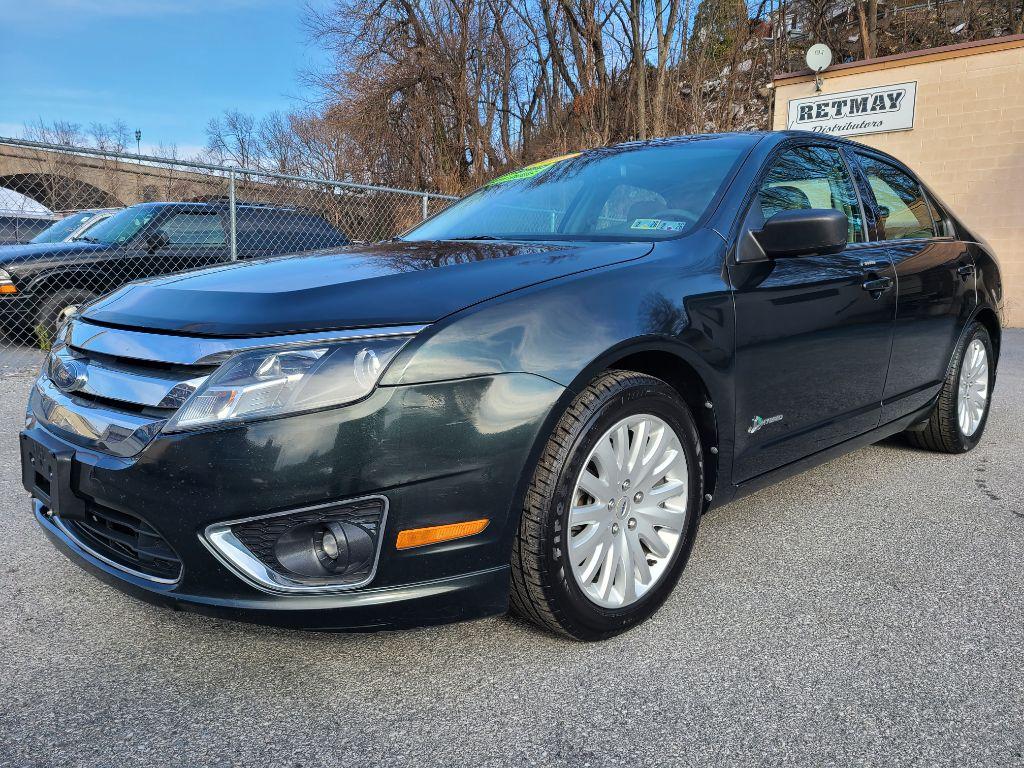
[721, 399, 936, 508]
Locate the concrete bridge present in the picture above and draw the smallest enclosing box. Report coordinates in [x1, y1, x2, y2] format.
[0, 139, 234, 212]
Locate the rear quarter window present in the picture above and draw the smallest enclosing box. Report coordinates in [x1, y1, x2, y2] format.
[237, 210, 347, 252]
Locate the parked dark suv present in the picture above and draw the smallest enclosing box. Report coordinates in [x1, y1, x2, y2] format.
[21, 132, 1003, 640]
[0, 201, 349, 344]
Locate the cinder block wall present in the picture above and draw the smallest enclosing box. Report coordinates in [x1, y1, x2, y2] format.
[773, 36, 1024, 327]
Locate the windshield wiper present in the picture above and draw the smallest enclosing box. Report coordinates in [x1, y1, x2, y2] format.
[73, 236, 101, 243]
[455, 235, 499, 241]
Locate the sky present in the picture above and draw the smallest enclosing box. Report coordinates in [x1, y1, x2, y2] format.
[0, 0, 331, 158]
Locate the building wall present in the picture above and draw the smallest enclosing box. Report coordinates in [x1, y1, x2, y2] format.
[773, 36, 1024, 326]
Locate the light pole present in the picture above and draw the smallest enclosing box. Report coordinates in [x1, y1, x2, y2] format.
[134, 129, 142, 155]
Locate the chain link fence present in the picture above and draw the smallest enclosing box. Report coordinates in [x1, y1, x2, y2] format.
[0, 138, 457, 356]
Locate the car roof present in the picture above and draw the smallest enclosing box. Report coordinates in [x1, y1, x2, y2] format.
[581, 132, 770, 157]
[589, 130, 900, 159]
[569, 131, 911, 171]
[127, 201, 307, 213]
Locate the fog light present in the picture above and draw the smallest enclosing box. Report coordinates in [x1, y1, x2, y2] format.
[275, 519, 374, 579]
[319, 527, 340, 559]
[203, 496, 387, 593]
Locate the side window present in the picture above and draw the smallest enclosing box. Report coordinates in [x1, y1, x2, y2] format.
[856, 155, 937, 240]
[158, 213, 226, 246]
[757, 146, 863, 243]
[594, 184, 668, 233]
[924, 193, 952, 238]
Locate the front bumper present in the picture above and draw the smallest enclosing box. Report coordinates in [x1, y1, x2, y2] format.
[23, 373, 564, 630]
[0, 292, 38, 337]
[35, 501, 510, 630]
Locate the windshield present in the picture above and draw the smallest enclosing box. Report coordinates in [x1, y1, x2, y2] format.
[404, 138, 746, 242]
[30, 211, 95, 244]
[75, 206, 157, 245]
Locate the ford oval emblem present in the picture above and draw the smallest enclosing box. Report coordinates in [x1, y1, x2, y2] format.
[52, 358, 88, 393]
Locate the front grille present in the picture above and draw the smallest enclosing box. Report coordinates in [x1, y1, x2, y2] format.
[63, 504, 182, 582]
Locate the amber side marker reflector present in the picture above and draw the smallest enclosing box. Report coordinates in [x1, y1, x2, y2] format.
[0, 285, 17, 295]
[396, 519, 489, 550]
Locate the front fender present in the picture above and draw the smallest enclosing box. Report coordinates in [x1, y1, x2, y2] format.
[383, 232, 732, 386]
[381, 231, 737, 489]
[25, 265, 111, 296]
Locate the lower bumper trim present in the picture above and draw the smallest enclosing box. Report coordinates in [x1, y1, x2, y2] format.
[36, 505, 510, 630]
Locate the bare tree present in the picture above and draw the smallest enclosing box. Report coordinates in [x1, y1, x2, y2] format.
[854, 0, 879, 59]
[204, 110, 262, 168]
[185, 0, 1024, 195]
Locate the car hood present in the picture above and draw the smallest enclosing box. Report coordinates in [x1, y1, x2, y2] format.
[82, 239, 653, 336]
[0, 240, 109, 265]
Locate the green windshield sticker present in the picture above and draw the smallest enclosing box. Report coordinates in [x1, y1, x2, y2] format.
[487, 153, 580, 186]
[630, 218, 686, 232]
[630, 218, 661, 230]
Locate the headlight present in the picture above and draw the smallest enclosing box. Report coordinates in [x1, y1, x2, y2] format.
[163, 336, 409, 433]
[0, 269, 16, 295]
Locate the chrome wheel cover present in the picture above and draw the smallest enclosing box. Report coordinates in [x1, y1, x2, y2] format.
[567, 413, 689, 609]
[958, 338, 989, 437]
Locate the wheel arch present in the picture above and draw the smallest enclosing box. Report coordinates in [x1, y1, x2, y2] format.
[26, 267, 109, 298]
[603, 348, 721, 504]
[973, 305, 1001, 363]
[558, 340, 727, 506]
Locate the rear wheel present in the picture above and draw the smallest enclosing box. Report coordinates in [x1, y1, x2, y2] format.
[905, 322, 994, 453]
[510, 370, 703, 640]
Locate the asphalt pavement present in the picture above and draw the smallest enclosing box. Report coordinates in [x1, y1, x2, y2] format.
[1, 333, 1022, 767]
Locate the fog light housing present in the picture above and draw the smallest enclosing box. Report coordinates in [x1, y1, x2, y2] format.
[203, 496, 387, 593]
[272, 519, 375, 580]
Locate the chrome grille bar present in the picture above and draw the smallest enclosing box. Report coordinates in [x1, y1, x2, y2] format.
[69, 320, 427, 366]
[50, 346, 208, 409]
[29, 377, 165, 458]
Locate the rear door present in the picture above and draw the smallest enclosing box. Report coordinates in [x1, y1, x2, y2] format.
[147, 209, 231, 275]
[849, 151, 977, 422]
[730, 142, 897, 482]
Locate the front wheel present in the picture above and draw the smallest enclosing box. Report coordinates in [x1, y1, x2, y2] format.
[510, 370, 704, 640]
[33, 288, 98, 348]
[905, 322, 995, 453]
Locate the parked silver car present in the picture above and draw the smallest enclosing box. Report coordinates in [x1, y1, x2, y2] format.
[25, 208, 120, 245]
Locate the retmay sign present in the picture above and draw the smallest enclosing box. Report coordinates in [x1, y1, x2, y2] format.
[787, 82, 917, 137]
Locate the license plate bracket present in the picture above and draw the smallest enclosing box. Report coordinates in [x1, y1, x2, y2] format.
[20, 429, 87, 521]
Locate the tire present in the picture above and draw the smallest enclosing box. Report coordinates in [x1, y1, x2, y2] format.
[905, 322, 995, 453]
[33, 288, 98, 348]
[510, 370, 704, 640]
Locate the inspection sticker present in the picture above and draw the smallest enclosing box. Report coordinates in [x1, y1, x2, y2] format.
[487, 153, 580, 186]
[630, 219, 686, 232]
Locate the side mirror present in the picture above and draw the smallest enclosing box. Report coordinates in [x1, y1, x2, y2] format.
[754, 209, 849, 259]
[145, 231, 170, 252]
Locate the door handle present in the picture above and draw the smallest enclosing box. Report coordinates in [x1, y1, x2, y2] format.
[862, 276, 893, 295]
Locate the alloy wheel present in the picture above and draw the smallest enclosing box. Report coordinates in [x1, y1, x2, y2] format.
[957, 338, 989, 437]
[567, 413, 689, 609]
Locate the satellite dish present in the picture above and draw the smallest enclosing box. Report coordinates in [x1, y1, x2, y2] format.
[805, 44, 833, 92]
[805, 43, 833, 72]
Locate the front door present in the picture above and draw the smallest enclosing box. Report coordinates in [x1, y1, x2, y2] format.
[729, 143, 896, 482]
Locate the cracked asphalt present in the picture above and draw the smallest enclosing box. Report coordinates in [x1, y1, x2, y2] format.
[1, 333, 1022, 768]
